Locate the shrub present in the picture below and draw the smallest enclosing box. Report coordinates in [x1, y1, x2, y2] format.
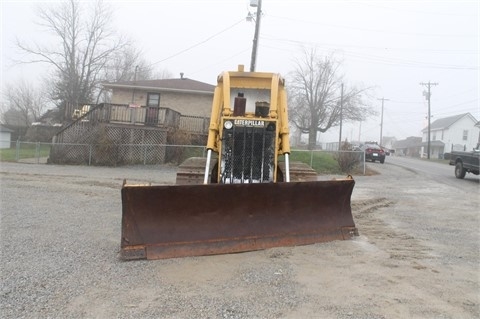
[165, 130, 206, 164]
[92, 126, 120, 166]
[335, 142, 362, 173]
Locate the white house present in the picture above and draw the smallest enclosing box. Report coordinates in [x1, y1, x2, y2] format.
[0, 125, 13, 149]
[421, 113, 479, 159]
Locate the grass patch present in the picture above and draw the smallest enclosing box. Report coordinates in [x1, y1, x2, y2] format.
[165, 145, 206, 164]
[286, 150, 343, 174]
[0, 144, 51, 162]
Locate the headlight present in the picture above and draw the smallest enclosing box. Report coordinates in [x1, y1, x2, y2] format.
[224, 120, 233, 129]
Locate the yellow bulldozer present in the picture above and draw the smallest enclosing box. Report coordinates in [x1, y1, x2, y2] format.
[121, 65, 358, 260]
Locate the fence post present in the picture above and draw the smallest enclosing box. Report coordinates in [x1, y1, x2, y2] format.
[203, 117, 208, 133]
[363, 151, 366, 175]
[15, 140, 20, 162]
[35, 142, 40, 163]
[89, 144, 92, 166]
[143, 145, 147, 165]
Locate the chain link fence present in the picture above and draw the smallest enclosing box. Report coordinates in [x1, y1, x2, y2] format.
[1, 141, 366, 175]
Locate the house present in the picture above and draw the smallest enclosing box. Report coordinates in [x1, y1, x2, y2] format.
[476, 121, 480, 144]
[421, 113, 479, 159]
[393, 136, 422, 157]
[0, 124, 13, 149]
[102, 75, 215, 119]
[381, 136, 397, 153]
[50, 76, 216, 166]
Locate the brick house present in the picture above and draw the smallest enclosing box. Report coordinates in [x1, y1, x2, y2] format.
[50, 76, 216, 165]
[393, 136, 422, 157]
[102, 75, 215, 119]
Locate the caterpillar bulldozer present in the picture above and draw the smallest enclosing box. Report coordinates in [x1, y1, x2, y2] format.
[121, 65, 357, 260]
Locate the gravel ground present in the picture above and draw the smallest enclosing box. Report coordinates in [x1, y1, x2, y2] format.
[0, 160, 479, 318]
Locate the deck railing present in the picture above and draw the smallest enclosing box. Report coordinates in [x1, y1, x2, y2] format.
[61, 103, 209, 134]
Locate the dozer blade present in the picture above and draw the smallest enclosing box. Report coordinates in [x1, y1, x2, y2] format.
[121, 179, 357, 260]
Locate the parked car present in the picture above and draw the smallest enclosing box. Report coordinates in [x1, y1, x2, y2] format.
[363, 143, 386, 164]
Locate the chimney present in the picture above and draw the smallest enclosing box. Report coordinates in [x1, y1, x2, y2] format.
[180, 72, 184, 79]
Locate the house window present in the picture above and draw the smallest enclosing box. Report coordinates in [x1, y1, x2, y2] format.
[432, 132, 436, 141]
[147, 93, 160, 107]
[463, 130, 468, 141]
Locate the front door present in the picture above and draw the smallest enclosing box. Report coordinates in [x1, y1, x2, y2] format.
[145, 93, 160, 126]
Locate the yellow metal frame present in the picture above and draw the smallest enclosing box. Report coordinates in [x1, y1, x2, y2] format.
[206, 65, 290, 156]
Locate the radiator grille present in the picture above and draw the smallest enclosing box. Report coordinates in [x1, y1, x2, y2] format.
[220, 122, 276, 183]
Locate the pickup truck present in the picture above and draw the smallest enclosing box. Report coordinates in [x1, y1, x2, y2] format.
[449, 144, 480, 179]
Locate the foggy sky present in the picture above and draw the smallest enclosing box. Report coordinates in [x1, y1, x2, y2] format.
[1, 0, 478, 144]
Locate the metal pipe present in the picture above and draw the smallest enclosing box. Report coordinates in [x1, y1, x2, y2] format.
[204, 149, 212, 184]
[285, 153, 290, 182]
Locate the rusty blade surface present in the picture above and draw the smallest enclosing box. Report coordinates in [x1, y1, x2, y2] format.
[121, 180, 357, 260]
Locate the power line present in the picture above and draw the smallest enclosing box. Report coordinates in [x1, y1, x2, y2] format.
[341, 51, 478, 70]
[360, 2, 478, 17]
[260, 36, 478, 70]
[434, 99, 478, 111]
[188, 48, 250, 77]
[266, 14, 478, 38]
[148, 18, 245, 68]
[261, 34, 479, 55]
[439, 89, 478, 100]
[384, 111, 417, 136]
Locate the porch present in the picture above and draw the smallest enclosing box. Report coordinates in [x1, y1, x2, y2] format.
[49, 103, 210, 165]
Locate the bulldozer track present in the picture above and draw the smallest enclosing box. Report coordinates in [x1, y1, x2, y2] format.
[176, 157, 318, 184]
[351, 197, 393, 215]
[352, 197, 433, 262]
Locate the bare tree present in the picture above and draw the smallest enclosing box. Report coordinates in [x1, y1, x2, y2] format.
[14, 0, 129, 120]
[97, 48, 174, 104]
[104, 47, 154, 83]
[288, 49, 374, 149]
[152, 68, 174, 80]
[2, 80, 48, 127]
[94, 47, 155, 104]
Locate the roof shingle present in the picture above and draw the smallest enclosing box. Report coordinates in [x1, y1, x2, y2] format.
[102, 78, 215, 93]
[422, 113, 477, 132]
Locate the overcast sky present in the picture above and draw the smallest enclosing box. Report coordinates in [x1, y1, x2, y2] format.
[1, 0, 479, 144]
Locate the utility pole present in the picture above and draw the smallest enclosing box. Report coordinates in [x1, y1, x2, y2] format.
[249, 0, 262, 72]
[420, 81, 438, 160]
[377, 97, 389, 146]
[338, 83, 344, 150]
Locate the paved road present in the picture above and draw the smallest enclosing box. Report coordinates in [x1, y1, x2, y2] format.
[355, 157, 479, 260]
[385, 155, 479, 188]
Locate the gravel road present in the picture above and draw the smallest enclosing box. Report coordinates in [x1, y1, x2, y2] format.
[0, 159, 479, 318]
